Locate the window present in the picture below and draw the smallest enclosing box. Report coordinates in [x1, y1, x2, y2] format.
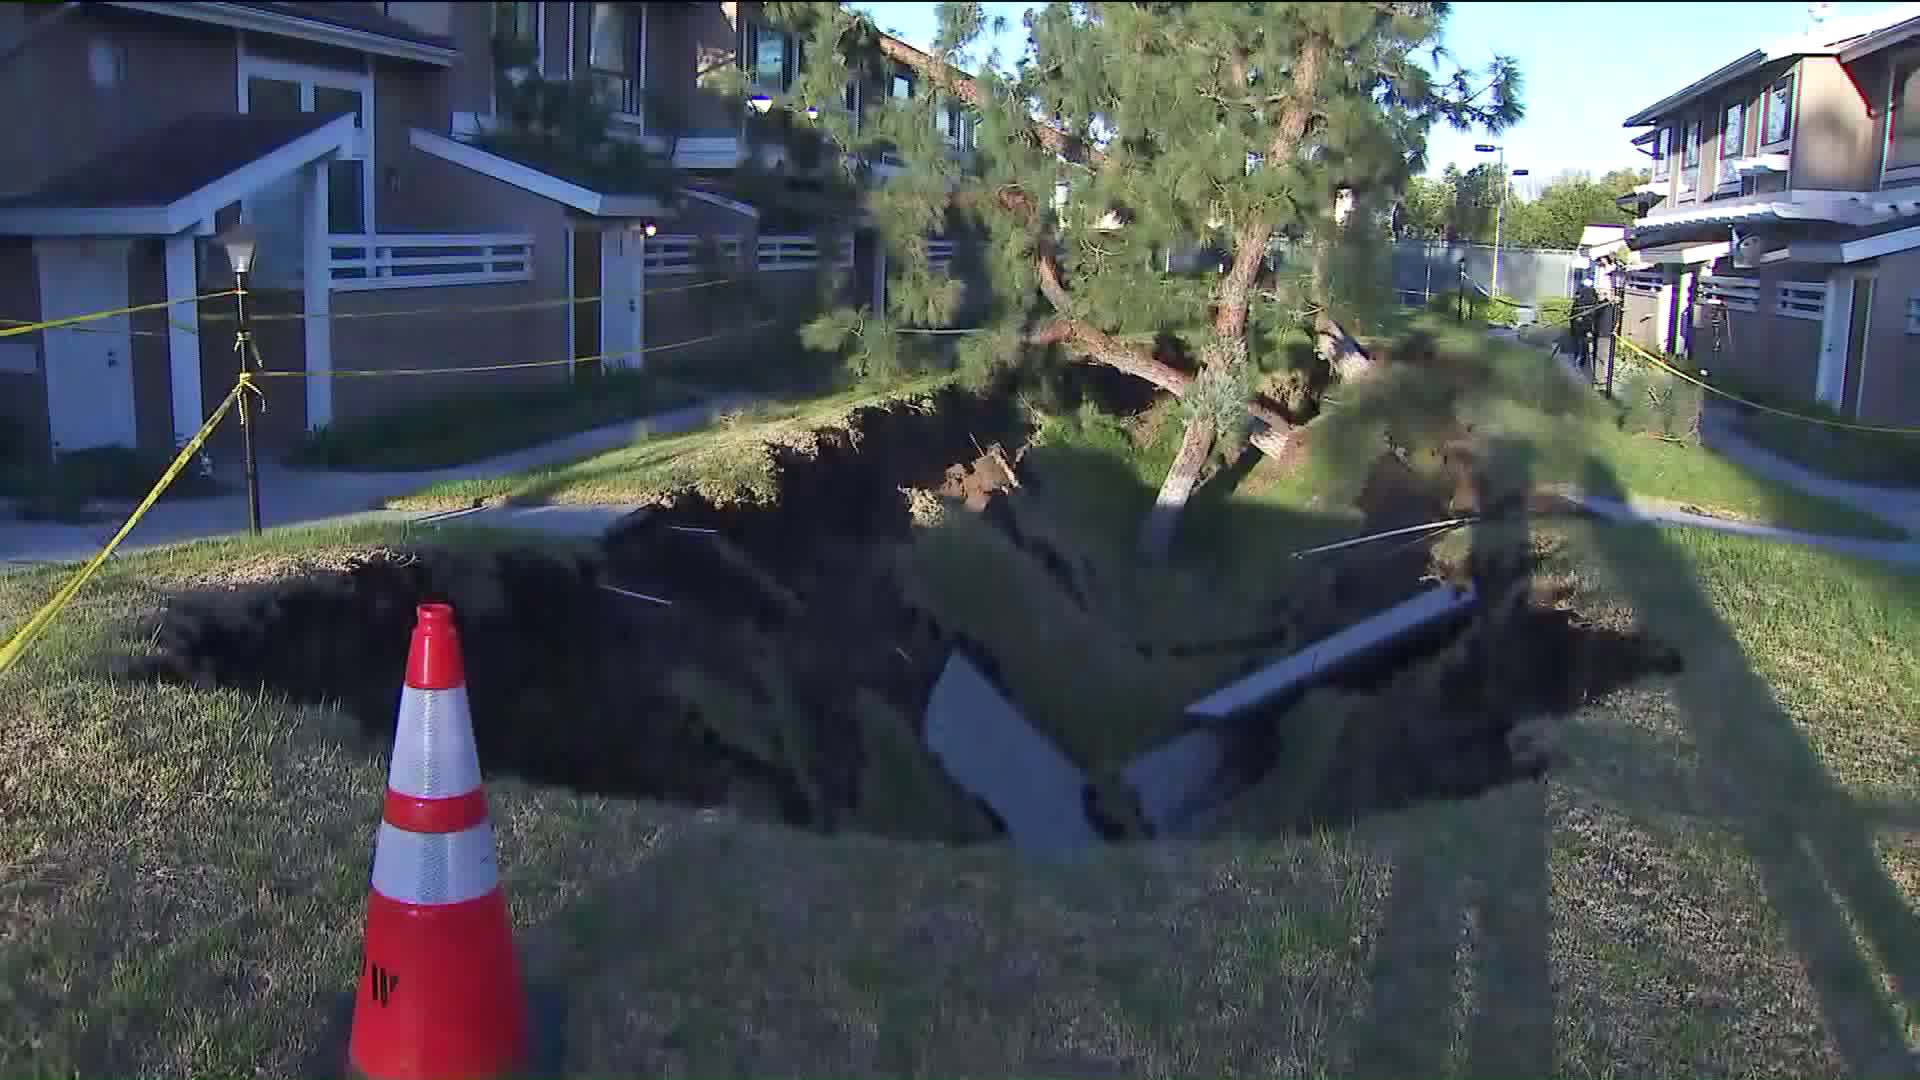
[744, 22, 794, 91]
[936, 98, 971, 145]
[1683, 118, 1701, 168]
[1906, 295, 1920, 334]
[1652, 126, 1670, 179]
[1721, 100, 1745, 160]
[891, 71, 914, 99]
[239, 58, 373, 284]
[1891, 61, 1920, 167]
[588, 3, 638, 115]
[493, 2, 537, 49]
[1763, 74, 1794, 145]
[1776, 279, 1826, 321]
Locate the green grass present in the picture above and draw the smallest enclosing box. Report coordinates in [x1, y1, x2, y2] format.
[5, 513, 1920, 1076]
[8, 316, 1920, 1076]
[285, 369, 707, 472]
[1258, 317, 1904, 540]
[384, 373, 960, 510]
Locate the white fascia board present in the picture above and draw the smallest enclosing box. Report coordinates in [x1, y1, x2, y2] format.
[679, 188, 760, 219]
[1839, 222, 1920, 262]
[105, 1, 456, 66]
[409, 128, 673, 218]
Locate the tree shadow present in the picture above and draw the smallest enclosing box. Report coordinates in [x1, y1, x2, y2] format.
[1576, 455, 1920, 1076]
[1342, 436, 1553, 1078]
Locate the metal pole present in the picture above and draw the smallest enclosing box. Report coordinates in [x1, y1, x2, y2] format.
[235, 271, 261, 536]
[1491, 147, 1504, 298]
[1457, 262, 1466, 323]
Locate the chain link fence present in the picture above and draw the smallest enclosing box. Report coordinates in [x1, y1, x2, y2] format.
[1392, 240, 1583, 309]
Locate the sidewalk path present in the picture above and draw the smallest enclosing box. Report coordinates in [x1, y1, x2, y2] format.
[0, 396, 752, 568]
[1696, 400, 1920, 537]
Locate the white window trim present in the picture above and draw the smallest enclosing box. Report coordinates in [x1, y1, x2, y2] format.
[1699, 274, 1759, 312]
[1776, 279, 1827, 321]
[587, 2, 644, 124]
[488, 2, 547, 120]
[742, 20, 796, 94]
[236, 36, 378, 249]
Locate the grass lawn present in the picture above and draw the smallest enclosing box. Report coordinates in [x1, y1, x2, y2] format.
[285, 370, 708, 472]
[7, 316, 1920, 1076]
[4, 513, 1920, 1076]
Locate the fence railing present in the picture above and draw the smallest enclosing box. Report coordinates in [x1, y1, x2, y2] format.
[644, 234, 743, 276]
[927, 239, 954, 272]
[328, 233, 534, 292]
[756, 234, 855, 272]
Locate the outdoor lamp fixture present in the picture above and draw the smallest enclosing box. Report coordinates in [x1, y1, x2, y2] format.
[1473, 143, 1526, 298]
[214, 222, 263, 535]
[748, 93, 774, 114]
[805, 104, 820, 120]
[642, 220, 658, 238]
[217, 222, 259, 277]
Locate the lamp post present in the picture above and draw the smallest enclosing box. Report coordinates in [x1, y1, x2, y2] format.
[217, 224, 262, 536]
[1473, 143, 1528, 299]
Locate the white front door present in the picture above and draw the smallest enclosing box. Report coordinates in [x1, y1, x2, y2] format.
[1816, 274, 1852, 408]
[36, 237, 136, 452]
[600, 228, 643, 370]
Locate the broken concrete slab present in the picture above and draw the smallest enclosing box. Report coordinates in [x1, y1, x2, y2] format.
[922, 652, 1101, 859]
[1121, 728, 1228, 837]
[1187, 582, 1478, 721]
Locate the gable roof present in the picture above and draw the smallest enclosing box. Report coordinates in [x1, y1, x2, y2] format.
[0, 111, 357, 235]
[1623, 3, 1920, 127]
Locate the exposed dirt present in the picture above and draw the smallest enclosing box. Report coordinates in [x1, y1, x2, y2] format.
[119, 383, 1685, 849]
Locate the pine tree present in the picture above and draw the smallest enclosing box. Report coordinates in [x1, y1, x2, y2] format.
[762, 3, 1521, 555]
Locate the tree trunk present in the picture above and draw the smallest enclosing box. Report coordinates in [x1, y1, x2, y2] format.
[1138, 414, 1215, 560]
[1316, 313, 1375, 381]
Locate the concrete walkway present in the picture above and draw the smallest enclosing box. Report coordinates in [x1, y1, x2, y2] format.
[1696, 400, 1920, 537]
[0, 396, 751, 568]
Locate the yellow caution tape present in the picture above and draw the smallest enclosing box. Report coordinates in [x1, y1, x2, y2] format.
[0, 289, 239, 338]
[1616, 338, 1920, 436]
[0, 381, 244, 678]
[203, 275, 741, 324]
[254, 320, 781, 379]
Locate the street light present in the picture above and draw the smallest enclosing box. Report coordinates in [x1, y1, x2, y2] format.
[215, 223, 262, 536]
[1474, 143, 1528, 298]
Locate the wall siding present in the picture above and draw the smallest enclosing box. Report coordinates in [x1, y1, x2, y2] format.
[1793, 55, 1880, 191]
[1860, 248, 1920, 425]
[0, 8, 236, 199]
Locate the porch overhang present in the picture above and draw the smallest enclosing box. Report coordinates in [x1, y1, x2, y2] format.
[0, 112, 356, 236]
[1760, 218, 1920, 265]
[1630, 240, 1732, 267]
[407, 129, 676, 219]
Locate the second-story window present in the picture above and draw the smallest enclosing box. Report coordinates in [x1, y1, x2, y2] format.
[892, 71, 914, 100]
[1683, 118, 1701, 169]
[588, 3, 639, 117]
[744, 23, 795, 92]
[493, 2, 538, 56]
[1652, 126, 1670, 179]
[1722, 101, 1745, 160]
[1763, 73, 1795, 145]
[1891, 60, 1920, 168]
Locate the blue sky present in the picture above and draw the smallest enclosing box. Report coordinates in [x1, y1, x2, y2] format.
[848, 1, 1910, 186]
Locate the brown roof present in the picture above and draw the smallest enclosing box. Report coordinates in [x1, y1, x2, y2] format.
[0, 111, 341, 210]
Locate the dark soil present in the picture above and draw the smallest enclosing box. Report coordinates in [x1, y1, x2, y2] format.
[119, 384, 1686, 850]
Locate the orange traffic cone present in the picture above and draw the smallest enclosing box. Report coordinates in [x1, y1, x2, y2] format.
[348, 603, 528, 1080]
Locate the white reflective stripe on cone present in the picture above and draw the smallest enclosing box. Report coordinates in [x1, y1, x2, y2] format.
[370, 820, 500, 906]
[386, 685, 483, 800]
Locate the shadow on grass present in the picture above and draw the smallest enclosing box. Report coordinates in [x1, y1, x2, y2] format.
[1572, 456, 1920, 1076]
[1341, 437, 1554, 1079]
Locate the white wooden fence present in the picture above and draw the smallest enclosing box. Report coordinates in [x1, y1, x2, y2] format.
[328, 233, 533, 291]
